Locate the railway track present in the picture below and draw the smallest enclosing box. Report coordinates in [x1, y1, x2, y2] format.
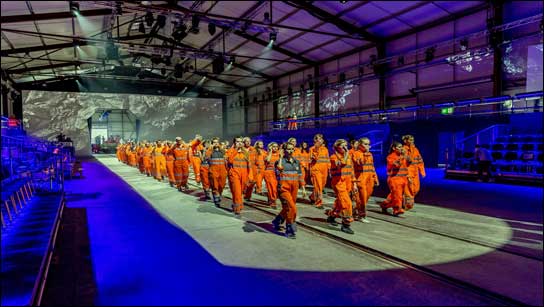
[184, 180, 527, 306]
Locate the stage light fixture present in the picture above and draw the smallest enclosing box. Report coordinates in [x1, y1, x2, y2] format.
[339, 72, 346, 83]
[139, 22, 146, 33]
[174, 64, 183, 78]
[191, 15, 200, 34]
[115, 1, 123, 15]
[264, 12, 271, 23]
[340, 0, 348, 3]
[70, 1, 80, 16]
[397, 56, 404, 66]
[172, 23, 188, 41]
[269, 32, 277, 43]
[157, 15, 167, 29]
[212, 57, 224, 74]
[288, 86, 293, 97]
[424, 47, 435, 63]
[145, 11, 154, 26]
[208, 23, 216, 35]
[460, 38, 469, 50]
[228, 56, 235, 65]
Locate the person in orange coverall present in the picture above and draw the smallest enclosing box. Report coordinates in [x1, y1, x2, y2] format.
[142, 142, 153, 177]
[242, 137, 257, 201]
[264, 142, 280, 208]
[226, 137, 252, 216]
[206, 137, 228, 207]
[351, 137, 379, 222]
[190, 134, 204, 183]
[326, 139, 357, 234]
[402, 135, 426, 210]
[171, 137, 191, 192]
[309, 134, 330, 209]
[199, 140, 211, 200]
[153, 140, 167, 181]
[164, 140, 176, 187]
[382, 141, 410, 216]
[252, 140, 267, 195]
[271, 143, 306, 239]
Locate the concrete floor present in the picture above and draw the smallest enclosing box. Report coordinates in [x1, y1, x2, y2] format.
[60, 155, 543, 306]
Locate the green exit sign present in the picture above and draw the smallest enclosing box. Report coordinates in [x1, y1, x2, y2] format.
[441, 107, 454, 115]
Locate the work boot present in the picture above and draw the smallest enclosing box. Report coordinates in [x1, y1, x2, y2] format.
[341, 223, 354, 234]
[204, 189, 211, 200]
[213, 195, 221, 207]
[327, 216, 339, 226]
[285, 223, 296, 239]
[271, 215, 284, 231]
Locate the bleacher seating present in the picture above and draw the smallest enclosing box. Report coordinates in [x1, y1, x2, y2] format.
[447, 129, 543, 184]
[1, 116, 67, 306]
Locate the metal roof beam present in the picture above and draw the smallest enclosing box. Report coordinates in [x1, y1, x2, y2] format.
[1, 8, 113, 23]
[7, 62, 78, 74]
[193, 71, 243, 90]
[284, 1, 379, 43]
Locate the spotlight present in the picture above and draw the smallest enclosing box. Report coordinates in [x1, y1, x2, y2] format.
[145, 11, 154, 27]
[340, 0, 348, 3]
[139, 22, 146, 34]
[241, 20, 250, 32]
[172, 23, 188, 41]
[300, 84, 305, 92]
[397, 56, 404, 66]
[228, 56, 235, 65]
[338, 72, 346, 83]
[264, 12, 271, 23]
[212, 57, 224, 74]
[460, 38, 469, 51]
[115, 1, 123, 15]
[288, 86, 293, 97]
[190, 15, 200, 34]
[174, 64, 183, 78]
[424, 47, 435, 63]
[208, 23, 216, 35]
[269, 32, 277, 43]
[157, 15, 167, 29]
[69, 1, 80, 16]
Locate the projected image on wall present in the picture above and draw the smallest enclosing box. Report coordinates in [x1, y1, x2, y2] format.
[22, 91, 222, 156]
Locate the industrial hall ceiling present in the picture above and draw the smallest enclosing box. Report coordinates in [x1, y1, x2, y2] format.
[1, 1, 491, 96]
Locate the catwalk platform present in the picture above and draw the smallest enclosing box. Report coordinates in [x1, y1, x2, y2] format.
[51, 155, 542, 305]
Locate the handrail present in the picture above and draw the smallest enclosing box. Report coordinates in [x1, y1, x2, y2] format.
[456, 124, 508, 145]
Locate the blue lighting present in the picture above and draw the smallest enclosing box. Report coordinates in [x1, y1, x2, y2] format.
[420, 104, 433, 109]
[404, 105, 421, 111]
[434, 101, 455, 108]
[515, 91, 543, 99]
[456, 98, 480, 106]
[483, 95, 511, 103]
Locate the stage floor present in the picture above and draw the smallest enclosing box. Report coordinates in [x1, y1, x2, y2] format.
[56, 155, 542, 305]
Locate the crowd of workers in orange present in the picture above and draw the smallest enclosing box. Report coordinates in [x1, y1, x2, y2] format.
[115, 133, 425, 239]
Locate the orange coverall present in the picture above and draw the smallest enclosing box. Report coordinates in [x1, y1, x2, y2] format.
[264, 152, 280, 207]
[153, 145, 167, 181]
[404, 144, 425, 210]
[243, 146, 258, 200]
[227, 149, 252, 214]
[207, 149, 228, 202]
[352, 149, 378, 219]
[276, 158, 304, 225]
[384, 152, 409, 215]
[200, 149, 210, 192]
[327, 153, 355, 225]
[164, 145, 176, 185]
[309, 145, 330, 208]
[172, 144, 191, 188]
[190, 140, 203, 183]
[253, 148, 267, 194]
[143, 146, 153, 176]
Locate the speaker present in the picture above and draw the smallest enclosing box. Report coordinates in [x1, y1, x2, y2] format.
[212, 57, 224, 74]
